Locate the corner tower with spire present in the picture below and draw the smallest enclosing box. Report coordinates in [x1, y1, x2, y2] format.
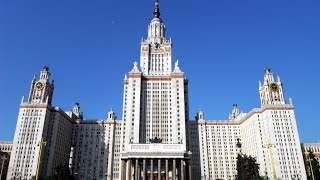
[27, 66, 54, 105]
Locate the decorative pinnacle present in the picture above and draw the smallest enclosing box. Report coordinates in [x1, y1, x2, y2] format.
[153, 0, 160, 18]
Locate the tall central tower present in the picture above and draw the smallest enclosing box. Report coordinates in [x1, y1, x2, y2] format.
[140, 0, 172, 76]
[119, 0, 191, 179]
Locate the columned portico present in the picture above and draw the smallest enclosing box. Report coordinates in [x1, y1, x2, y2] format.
[151, 158, 154, 179]
[180, 159, 184, 180]
[120, 144, 192, 180]
[126, 159, 132, 180]
[120, 158, 191, 180]
[143, 159, 146, 180]
[172, 159, 176, 180]
[158, 159, 161, 180]
[135, 159, 139, 180]
[166, 159, 169, 180]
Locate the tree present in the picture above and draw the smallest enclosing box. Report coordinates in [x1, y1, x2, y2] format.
[236, 153, 262, 180]
[306, 150, 320, 180]
[31, 164, 75, 180]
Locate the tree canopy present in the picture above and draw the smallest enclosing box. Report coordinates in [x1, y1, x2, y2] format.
[32, 164, 75, 180]
[236, 153, 262, 180]
[306, 150, 320, 180]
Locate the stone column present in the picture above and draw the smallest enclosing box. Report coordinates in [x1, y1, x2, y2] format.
[150, 159, 154, 180]
[143, 159, 146, 180]
[158, 159, 161, 180]
[173, 159, 176, 180]
[135, 159, 139, 180]
[180, 159, 184, 180]
[137, 160, 141, 180]
[165, 159, 169, 180]
[121, 160, 126, 180]
[188, 160, 192, 180]
[126, 159, 131, 180]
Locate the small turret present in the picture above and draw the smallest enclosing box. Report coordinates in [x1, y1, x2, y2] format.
[229, 104, 240, 120]
[277, 75, 281, 82]
[263, 68, 275, 83]
[195, 110, 204, 121]
[73, 103, 83, 119]
[40, 66, 50, 81]
[289, 97, 293, 105]
[108, 108, 116, 120]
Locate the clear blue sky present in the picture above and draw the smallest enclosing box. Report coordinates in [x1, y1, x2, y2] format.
[0, 0, 319, 143]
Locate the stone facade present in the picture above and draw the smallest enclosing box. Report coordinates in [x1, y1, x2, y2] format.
[302, 142, 320, 162]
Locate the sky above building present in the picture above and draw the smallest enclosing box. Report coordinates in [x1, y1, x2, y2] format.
[0, 0, 319, 142]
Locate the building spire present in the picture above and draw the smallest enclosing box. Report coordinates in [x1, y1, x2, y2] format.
[153, 0, 160, 18]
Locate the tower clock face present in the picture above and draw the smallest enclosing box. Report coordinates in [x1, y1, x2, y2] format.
[35, 82, 44, 90]
[270, 82, 279, 92]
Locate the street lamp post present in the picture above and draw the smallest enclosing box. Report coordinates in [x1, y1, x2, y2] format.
[262, 139, 276, 180]
[105, 173, 111, 180]
[0, 155, 8, 180]
[36, 139, 47, 180]
[263, 171, 269, 180]
[236, 138, 242, 154]
[307, 156, 315, 180]
[187, 151, 192, 179]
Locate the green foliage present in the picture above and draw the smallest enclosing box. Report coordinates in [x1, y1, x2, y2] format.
[236, 153, 262, 180]
[306, 150, 320, 180]
[32, 164, 75, 180]
[51, 164, 75, 180]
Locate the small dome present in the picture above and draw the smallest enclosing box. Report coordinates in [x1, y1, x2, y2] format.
[151, 17, 162, 23]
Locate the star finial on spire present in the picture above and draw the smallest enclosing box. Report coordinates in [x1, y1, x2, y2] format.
[153, 0, 160, 18]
